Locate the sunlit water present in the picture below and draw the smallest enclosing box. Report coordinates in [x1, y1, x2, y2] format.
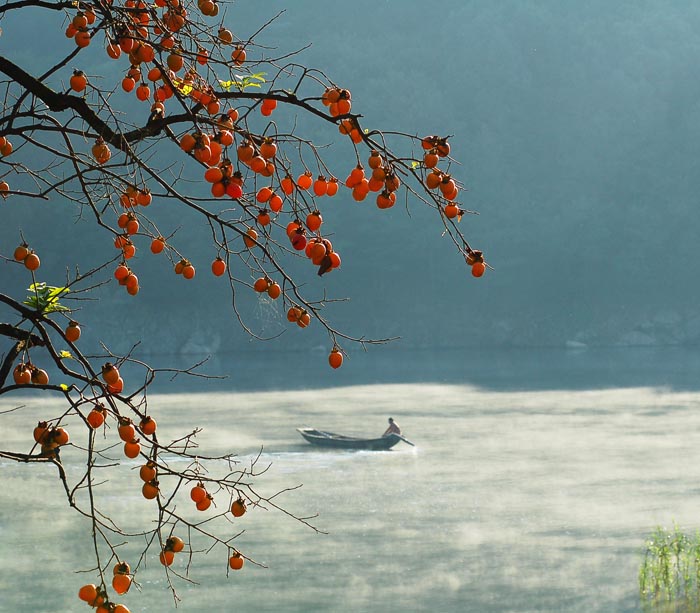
[2, 348, 700, 612]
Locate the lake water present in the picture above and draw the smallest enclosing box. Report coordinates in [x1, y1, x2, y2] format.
[1, 346, 700, 612]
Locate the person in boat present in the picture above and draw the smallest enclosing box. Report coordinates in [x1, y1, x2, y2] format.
[383, 417, 401, 437]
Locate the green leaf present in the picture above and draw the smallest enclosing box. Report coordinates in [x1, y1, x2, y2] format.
[59, 350, 73, 359]
[59, 383, 69, 391]
[23, 282, 70, 313]
[410, 161, 420, 169]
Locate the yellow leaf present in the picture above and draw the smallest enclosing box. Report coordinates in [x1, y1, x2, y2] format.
[173, 80, 193, 96]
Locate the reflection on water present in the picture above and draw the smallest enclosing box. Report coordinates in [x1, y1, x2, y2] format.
[1, 347, 700, 612]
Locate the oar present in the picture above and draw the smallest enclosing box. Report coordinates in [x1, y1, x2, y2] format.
[398, 435, 415, 447]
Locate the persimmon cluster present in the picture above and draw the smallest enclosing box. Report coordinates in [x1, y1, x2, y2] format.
[102, 362, 124, 395]
[190, 481, 214, 511]
[205, 158, 244, 199]
[229, 504, 248, 570]
[33, 0, 485, 376]
[160, 535, 186, 567]
[13, 362, 49, 386]
[467, 250, 486, 278]
[173, 258, 196, 279]
[112, 562, 133, 596]
[253, 276, 282, 299]
[118, 417, 142, 459]
[286, 305, 311, 328]
[32, 420, 70, 453]
[13, 243, 40, 271]
[78, 582, 131, 613]
[139, 460, 159, 499]
[77, 558, 137, 611]
[64, 8, 97, 47]
[113, 262, 140, 296]
[0, 133, 12, 192]
[0, 136, 11, 195]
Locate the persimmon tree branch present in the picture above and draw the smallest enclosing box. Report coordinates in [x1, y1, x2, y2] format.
[0, 0, 488, 610]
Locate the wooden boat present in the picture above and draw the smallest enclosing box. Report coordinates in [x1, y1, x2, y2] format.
[296, 427, 410, 450]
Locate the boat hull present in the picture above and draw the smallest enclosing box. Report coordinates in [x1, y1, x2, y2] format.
[297, 428, 403, 450]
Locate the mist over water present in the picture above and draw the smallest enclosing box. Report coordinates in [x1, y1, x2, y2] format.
[2, 348, 700, 612]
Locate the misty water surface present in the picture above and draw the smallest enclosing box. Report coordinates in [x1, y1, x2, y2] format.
[1, 348, 699, 612]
